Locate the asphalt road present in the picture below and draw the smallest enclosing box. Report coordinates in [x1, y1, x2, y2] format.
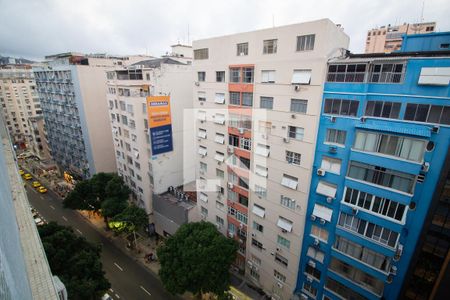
[24, 177, 178, 300]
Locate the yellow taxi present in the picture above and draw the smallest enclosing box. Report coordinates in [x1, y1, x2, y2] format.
[19, 169, 25, 175]
[37, 186, 48, 193]
[32, 181, 41, 188]
[23, 173, 32, 180]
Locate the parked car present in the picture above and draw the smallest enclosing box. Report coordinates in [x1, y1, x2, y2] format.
[37, 186, 48, 193]
[23, 173, 32, 180]
[32, 181, 41, 188]
[34, 217, 46, 226]
[101, 293, 113, 300]
[19, 169, 25, 175]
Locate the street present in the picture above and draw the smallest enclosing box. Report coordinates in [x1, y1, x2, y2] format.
[24, 178, 178, 300]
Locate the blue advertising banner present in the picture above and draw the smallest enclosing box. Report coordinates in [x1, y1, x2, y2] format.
[150, 124, 173, 155]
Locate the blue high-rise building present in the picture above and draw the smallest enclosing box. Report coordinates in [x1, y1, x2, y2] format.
[295, 32, 450, 300]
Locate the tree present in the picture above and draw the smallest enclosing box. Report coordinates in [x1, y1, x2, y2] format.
[101, 197, 127, 221]
[63, 180, 99, 211]
[112, 205, 148, 232]
[38, 222, 110, 300]
[157, 222, 238, 297]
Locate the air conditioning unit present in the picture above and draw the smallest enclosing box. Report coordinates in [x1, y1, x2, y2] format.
[247, 260, 253, 268]
[310, 214, 316, 221]
[308, 260, 316, 268]
[277, 282, 283, 288]
[313, 238, 320, 246]
[306, 276, 313, 283]
[283, 137, 290, 143]
[291, 114, 296, 119]
[390, 266, 397, 275]
[317, 168, 326, 176]
[251, 233, 256, 237]
[431, 125, 440, 133]
[360, 116, 366, 123]
[227, 146, 234, 153]
[239, 52, 245, 56]
[328, 145, 337, 153]
[326, 197, 333, 204]
[194, 81, 200, 86]
[276, 247, 281, 252]
[294, 85, 300, 92]
[352, 207, 359, 215]
[422, 162, 430, 172]
[228, 232, 234, 238]
[386, 274, 394, 284]
[238, 128, 244, 134]
[394, 244, 403, 261]
[320, 218, 326, 225]
[216, 224, 221, 229]
[281, 229, 287, 233]
[228, 182, 234, 189]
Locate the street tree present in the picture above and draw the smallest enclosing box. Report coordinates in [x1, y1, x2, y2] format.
[157, 221, 238, 298]
[101, 196, 127, 223]
[112, 204, 148, 231]
[38, 222, 110, 300]
[63, 180, 99, 211]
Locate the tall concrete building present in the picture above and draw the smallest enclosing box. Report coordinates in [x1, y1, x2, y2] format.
[0, 65, 50, 159]
[192, 19, 349, 300]
[33, 53, 144, 179]
[295, 32, 450, 300]
[106, 45, 197, 234]
[365, 22, 436, 53]
[0, 114, 60, 300]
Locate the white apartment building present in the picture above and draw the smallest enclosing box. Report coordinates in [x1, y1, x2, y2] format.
[106, 46, 195, 227]
[192, 19, 349, 300]
[0, 65, 50, 159]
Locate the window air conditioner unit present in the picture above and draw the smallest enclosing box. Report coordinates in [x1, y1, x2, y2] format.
[360, 116, 366, 123]
[227, 146, 234, 153]
[313, 238, 320, 246]
[310, 214, 316, 221]
[394, 244, 403, 261]
[431, 126, 440, 133]
[216, 223, 221, 229]
[352, 207, 359, 215]
[239, 52, 245, 56]
[277, 282, 283, 288]
[390, 266, 397, 275]
[247, 260, 253, 267]
[283, 137, 290, 143]
[294, 85, 300, 92]
[228, 232, 234, 238]
[291, 114, 296, 119]
[326, 197, 333, 204]
[238, 128, 245, 134]
[328, 145, 337, 153]
[308, 260, 316, 268]
[422, 162, 430, 172]
[306, 276, 313, 283]
[281, 229, 288, 233]
[317, 168, 326, 176]
[320, 218, 326, 225]
[330, 116, 336, 123]
[228, 182, 234, 189]
[195, 81, 200, 86]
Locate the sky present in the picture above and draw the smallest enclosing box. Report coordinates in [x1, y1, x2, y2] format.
[1, 0, 449, 61]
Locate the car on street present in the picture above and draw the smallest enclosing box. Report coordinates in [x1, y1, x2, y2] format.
[34, 217, 46, 226]
[101, 293, 113, 300]
[32, 181, 41, 188]
[23, 173, 32, 180]
[37, 186, 48, 193]
[19, 169, 25, 175]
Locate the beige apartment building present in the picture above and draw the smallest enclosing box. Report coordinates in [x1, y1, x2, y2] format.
[192, 19, 349, 300]
[0, 65, 50, 159]
[365, 22, 436, 53]
[106, 45, 198, 232]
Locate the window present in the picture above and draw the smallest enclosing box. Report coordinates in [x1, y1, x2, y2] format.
[260, 97, 273, 109]
[214, 93, 225, 104]
[286, 150, 301, 165]
[274, 270, 286, 283]
[323, 99, 359, 116]
[216, 168, 224, 179]
[311, 225, 329, 242]
[275, 253, 288, 267]
[251, 238, 264, 250]
[194, 48, 209, 60]
[325, 128, 346, 145]
[198, 128, 207, 139]
[216, 200, 225, 211]
[320, 156, 341, 174]
[199, 192, 208, 203]
[305, 265, 321, 281]
[347, 161, 416, 194]
[344, 187, 407, 222]
[325, 277, 367, 300]
[119, 101, 126, 110]
[214, 113, 225, 125]
[292, 69, 312, 84]
[243, 68, 254, 83]
[369, 63, 405, 83]
[290, 99, 307, 113]
[307, 247, 325, 263]
[254, 185, 267, 198]
[199, 162, 207, 172]
[353, 130, 426, 162]
[261, 70, 275, 83]
[255, 143, 270, 157]
[201, 206, 208, 217]
[230, 68, 241, 83]
[121, 115, 128, 125]
[194, 70, 207, 83]
[327, 64, 366, 83]
[280, 195, 296, 209]
[404, 103, 450, 125]
[255, 165, 268, 177]
[288, 126, 304, 140]
[365, 101, 401, 119]
[277, 235, 291, 249]
[229, 134, 239, 147]
[237, 42, 249, 56]
[240, 137, 252, 150]
[215, 133, 225, 144]
[253, 221, 264, 232]
[242, 93, 253, 106]
[198, 146, 207, 156]
[281, 174, 298, 190]
[214, 151, 225, 162]
[302, 282, 317, 297]
[216, 71, 225, 82]
[198, 91, 206, 102]
[263, 39, 277, 54]
[229, 92, 240, 105]
[338, 212, 399, 248]
[216, 216, 224, 227]
[440, 43, 450, 49]
[297, 34, 315, 51]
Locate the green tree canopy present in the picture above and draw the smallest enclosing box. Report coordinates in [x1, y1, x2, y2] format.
[101, 196, 128, 220]
[112, 205, 148, 232]
[38, 222, 110, 300]
[63, 180, 99, 211]
[157, 222, 238, 297]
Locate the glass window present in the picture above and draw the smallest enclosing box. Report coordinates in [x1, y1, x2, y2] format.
[325, 129, 346, 145]
[237, 43, 248, 56]
[277, 235, 291, 249]
[261, 70, 275, 83]
[230, 68, 241, 83]
[242, 93, 253, 107]
[263, 39, 277, 54]
[288, 126, 304, 140]
[194, 48, 209, 60]
[286, 150, 301, 165]
[324, 99, 359, 116]
[260, 97, 273, 109]
[197, 71, 206, 82]
[365, 101, 401, 119]
[280, 195, 296, 209]
[243, 68, 254, 83]
[229, 92, 240, 105]
[297, 34, 315, 51]
[216, 71, 225, 82]
[290, 99, 307, 113]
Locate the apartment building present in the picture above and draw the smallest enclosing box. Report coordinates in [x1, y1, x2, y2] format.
[192, 19, 349, 300]
[295, 32, 450, 300]
[33, 53, 141, 179]
[365, 22, 436, 53]
[0, 65, 49, 159]
[106, 46, 195, 224]
[0, 114, 60, 300]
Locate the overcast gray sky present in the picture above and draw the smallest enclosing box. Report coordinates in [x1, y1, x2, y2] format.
[1, 0, 449, 60]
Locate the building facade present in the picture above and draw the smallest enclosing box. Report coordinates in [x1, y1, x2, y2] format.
[0, 65, 49, 159]
[365, 22, 436, 53]
[192, 19, 349, 300]
[33, 53, 134, 179]
[295, 34, 450, 300]
[105, 48, 195, 223]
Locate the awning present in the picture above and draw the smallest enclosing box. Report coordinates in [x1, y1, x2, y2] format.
[277, 217, 293, 232]
[255, 144, 270, 157]
[316, 181, 337, 198]
[281, 175, 298, 190]
[356, 122, 431, 138]
[215, 93, 225, 104]
[252, 205, 265, 218]
[255, 166, 268, 177]
[214, 114, 225, 124]
[292, 69, 312, 84]
[214, 152, 225, 162]
[197, 111, 206, 121]
[198, 147, 207, 156]
[215, 134, 225, 144]
[312, 204, 333, 222]
[198, 130, 207, 139]
[199, 193, 208, 203]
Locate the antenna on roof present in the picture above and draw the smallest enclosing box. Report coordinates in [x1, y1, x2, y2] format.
[187, 23, 190, 45]
[420, 0, 425, 22]
[272, 14, 275, 28]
